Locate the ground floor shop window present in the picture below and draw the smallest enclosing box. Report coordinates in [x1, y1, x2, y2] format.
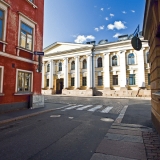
[17, 70, 32, 92]
[113, 75, 118, 85]
[148, 73, 150, 85]
[47, 79, 49, 87]
[82, 77, 87, 86]
[129, 74, 135, 85]
[98, 76, 103, 86]
[71, 77, 74, 86]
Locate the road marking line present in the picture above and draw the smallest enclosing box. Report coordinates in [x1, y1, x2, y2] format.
[77, 105, 93, 110]
[115, 105, 128, 123]
[101, 106, 113, 113]
[88, 105, 103, 112]
[61, 105, 83, 111]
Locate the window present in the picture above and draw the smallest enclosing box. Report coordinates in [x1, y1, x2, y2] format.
[71, 61, 75, 70]
[0, 9, 4, 40]
[147, 52, 149, 63]
[82, 77, 87, 86]
[148, 73, 150, 85]
[113, 75, 118, 85]
[97, 57, 102, 67]
[29, 0, 34, 2]
[20, 22, 33, 50]
[128, 53, 135, 65]
[47, 64, 50, 72]
[98, 76, 103, 86]
[129, 74, 135, 85]
[59, 62, 62, 71]
[17, 71, 32, 92]
[83, 59, 87, 69]
[0, 66, 4, 93]
[46, 79, 49, 87]
[112, 55, 117, 66]
[71, 78, 74, 86]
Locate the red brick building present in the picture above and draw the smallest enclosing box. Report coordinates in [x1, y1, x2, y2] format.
[0, 0, 44, 112]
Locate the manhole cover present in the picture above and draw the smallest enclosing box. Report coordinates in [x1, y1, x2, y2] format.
[50, 115, 61, 118]
[101, 118, 114, 122]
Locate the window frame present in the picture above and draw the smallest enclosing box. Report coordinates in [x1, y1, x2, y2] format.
[83, 59, 87, 69]
[20, 22, 33, 51]
[98, 76, 103, 86]
[0, 66, 4, 94]
[59, 62, 62, 71]
[71, 77, 74, 86]
[128, 53, 135, 65]
[82, 77, 87, 86]
[113, 75, 118, 85]
[112, 55, 118, 66]
[0, 9, 4, 41]
[15, 69, 33, 93]
[0, 1, 8, 42]
[18, 13, 36, 52]
[71, 61, 75, 70]
[129, 74, 136, 85]
[97, 57, 102, 68]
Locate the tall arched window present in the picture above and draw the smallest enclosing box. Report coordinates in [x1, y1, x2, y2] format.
[59, 62, 62, 71]
[147, 52, 149, 63]
[97, 57, 102, 67]
[71, 61, 75, 70]
[112, 55, 117, 66]
[83, 59, 87, 69]
[128, 53, 135, 65]
[47, 64, 50, 72]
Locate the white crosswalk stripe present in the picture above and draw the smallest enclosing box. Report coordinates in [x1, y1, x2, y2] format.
[76, 105, 93, 110]
[101, 106, 113, 113]
[88, 105, 103, 112]
[62, 105, 83, 111]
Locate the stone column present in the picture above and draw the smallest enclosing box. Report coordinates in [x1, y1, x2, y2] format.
[87, 54, 92, 89]
[49, 60, 53, 89]
[137, 49, 145, 87]
[120, 51, 127, 90]
[41, 62, 45, 88]
[75, 56, 80, 89]
[103, 53, 110, 89]
[64, 58, 68, 89]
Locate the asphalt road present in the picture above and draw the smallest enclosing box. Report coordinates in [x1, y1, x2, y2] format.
[0, 96, 152, 160]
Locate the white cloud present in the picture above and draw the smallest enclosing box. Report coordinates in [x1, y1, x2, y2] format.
[105, 17, 109, 20]
[74, 35, 95, 43]
[107, 21, 127, 30]
[131, 10, 135, 13]
[101, 8, 104, 11]
[110, 13, 114, 17]
[94, 28, 99, 31]
[108, 7, 111, 10]
[113, 33, 122, 38]
[122, 11, 127, 14]
[99, 25, 104, 30]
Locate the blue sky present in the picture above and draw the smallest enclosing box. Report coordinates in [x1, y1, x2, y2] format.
[43, 0, 145, 48]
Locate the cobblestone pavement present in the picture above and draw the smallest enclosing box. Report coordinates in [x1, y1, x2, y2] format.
[143, 131, 160, 160]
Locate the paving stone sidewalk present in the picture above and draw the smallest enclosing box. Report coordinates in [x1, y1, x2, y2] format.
[91, 123, 160, 160]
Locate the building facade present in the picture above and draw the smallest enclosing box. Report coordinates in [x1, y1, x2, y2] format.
[42, 36, 150, 97]
[0, 0, 44, 112]
[143, 0, 160, 134]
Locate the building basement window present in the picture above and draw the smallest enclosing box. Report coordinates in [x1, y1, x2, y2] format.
[82, 77, 87, 86]
[17, 71, 32, 92]
[98, 76, 103, 86]
[129, 74, 135, 85]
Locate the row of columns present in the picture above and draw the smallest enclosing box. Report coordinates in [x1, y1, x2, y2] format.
[42, 50, 146, 90]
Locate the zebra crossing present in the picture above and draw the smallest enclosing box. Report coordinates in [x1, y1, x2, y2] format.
[61, 104, 124, 114]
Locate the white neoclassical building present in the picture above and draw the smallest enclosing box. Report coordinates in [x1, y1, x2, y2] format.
[42, 35, 150, 97]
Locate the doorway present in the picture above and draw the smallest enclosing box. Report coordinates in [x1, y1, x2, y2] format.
[56, 78, 64, 94]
